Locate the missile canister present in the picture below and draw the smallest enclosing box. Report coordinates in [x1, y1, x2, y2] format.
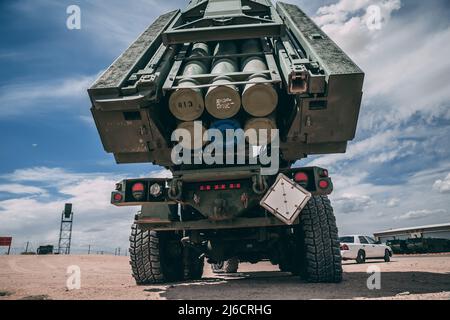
[205, 42, 241, 119]
[176, 121, 207, 150]
[241, 39, 278, 117]
[89, 1, 365, 167]
[169, 43, 210, 121]
[244, 115, 277, 145]
[210, 119, 242, 149]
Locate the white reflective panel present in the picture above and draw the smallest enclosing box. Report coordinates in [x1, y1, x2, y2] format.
[260, 173, 312, 225]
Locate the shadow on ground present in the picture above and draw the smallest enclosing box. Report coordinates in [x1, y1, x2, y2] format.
[157, 270, 450, 300]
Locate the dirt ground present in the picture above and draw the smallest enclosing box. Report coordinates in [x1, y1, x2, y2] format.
[0, 254, 449, 300]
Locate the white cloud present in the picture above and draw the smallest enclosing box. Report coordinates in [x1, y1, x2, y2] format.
[147, 169, 173, 179]
[0, 0, 180, 120]
[0, 169, 131, 252]
[0, 166, 171, 253]
[2, 166, 170, 187]
[433, 173, 450, 193]
[0, 74, 98, 117]
[79, 115, 96, 127]
[73, 0, 180, 50]
[0, 184, 47, 195]
[333, 193, 374, 213]
[85, 1, 174, 47]
[314, 0, 450, 130]
[386, 198, 400, 208]
[394, 209, 446, 220]
[327, 162, 450, 235]
[1, 75, 95, 100]
[307, 129, 405, 169]
[315, 0, 401, 55]
[2, 167, 93, 185]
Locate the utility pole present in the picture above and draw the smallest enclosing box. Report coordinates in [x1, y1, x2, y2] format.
[88, 245, 91, 255]
[25, 241, 29, 253]
[118, 247, 121, 256]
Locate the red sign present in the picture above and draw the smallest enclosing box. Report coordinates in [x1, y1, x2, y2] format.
[0, 237, 12, 247]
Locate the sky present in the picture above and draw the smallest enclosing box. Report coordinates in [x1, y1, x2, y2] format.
[0, 0, 449, 254]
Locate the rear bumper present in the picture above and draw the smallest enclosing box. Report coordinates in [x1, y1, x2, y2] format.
[111, 166, 333, 207]
[113, 166, 333, 227]
[136, 216, 294, 231]
[341, 250, 357, 260]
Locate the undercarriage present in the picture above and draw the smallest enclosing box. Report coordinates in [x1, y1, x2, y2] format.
[129, 195, 342, 284]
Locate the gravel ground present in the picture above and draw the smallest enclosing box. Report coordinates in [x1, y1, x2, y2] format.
[0, 254, 449, 300]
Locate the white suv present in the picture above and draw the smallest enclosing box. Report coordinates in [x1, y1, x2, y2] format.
[340, 235, 393, 263]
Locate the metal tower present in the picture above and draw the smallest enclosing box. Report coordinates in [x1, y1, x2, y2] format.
[58, 203, 74, 254]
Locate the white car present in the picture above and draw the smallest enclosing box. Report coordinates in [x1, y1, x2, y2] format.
[340, 235, 393, 263]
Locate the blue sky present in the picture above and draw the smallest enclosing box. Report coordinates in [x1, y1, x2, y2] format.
[0, 0, 450, 254]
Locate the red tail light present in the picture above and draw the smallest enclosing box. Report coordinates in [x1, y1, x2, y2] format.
[131, 182, 145, 200]
[319, 180, 329, 189]
[132, 183, 145, 192]
[294, 172, 308, 186]
[113, 193, 123, 202]
[199, 183, 241, 191]
[340, 244, 349, 251]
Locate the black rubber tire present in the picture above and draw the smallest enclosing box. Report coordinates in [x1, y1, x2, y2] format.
[223, 258, 239, 273]
[279, 261, 291, 273]
[384, 249, 391, 262]
[129, 224, 184, 285]
[294, 196, 343, 283]
[277, 235, 298, 274]
[211, 258, 239, 274]
[184, 247, 204, 280]
[211, 261, 224, 274]
[356, 250, 366, 264]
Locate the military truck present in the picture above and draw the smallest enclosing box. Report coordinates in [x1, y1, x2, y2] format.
[37, 245, 54, 255]
[88, 0, 364, 284]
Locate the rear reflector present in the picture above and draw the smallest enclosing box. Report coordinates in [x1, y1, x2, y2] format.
[319, 180, 329, 189]
[113, 193, 123, 202]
